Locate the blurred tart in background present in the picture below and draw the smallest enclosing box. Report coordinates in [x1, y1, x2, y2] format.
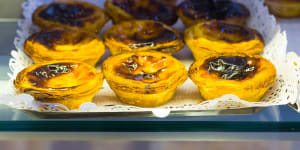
[265, 0, 300, 18]
[104, 20, 184, 55]
[184, 21, 264, 60]
[33, 1, 109, 33]
[177, 0, 250, 27]
[104, 0, 178, 25]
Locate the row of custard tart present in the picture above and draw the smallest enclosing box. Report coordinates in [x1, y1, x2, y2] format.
[28, 0, 259, 60]
[23, 20, 181, 66]
[24, 20, 264, 65]
[32, 0, 177, 32]
[14, 52, 187, 109]
[105, 0, 250, 26]
[32, 0, 250, 32]
[14, 51, 276, 109]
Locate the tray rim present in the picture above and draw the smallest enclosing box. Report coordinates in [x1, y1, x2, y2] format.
[18, 106, 266, 119]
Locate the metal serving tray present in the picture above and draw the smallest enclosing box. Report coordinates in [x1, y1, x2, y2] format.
[20, 107, 265, 119]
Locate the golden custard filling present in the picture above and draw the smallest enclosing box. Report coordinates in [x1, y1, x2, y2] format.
[200, 21, 256, 43]
[25, 62, 96, 90]
[106, 21, 179, 49]
[114, 55, 175, 83]
[203, 56, 258, 80]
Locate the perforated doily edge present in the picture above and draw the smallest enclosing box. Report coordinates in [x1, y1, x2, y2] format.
[285, 52, 300, 112]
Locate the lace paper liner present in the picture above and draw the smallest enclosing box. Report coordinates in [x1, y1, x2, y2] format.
[2, 0, 298, 116]
[285, 52, 300, 112]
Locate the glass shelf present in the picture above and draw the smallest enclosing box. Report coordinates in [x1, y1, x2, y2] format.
[1, 4, 300, 139]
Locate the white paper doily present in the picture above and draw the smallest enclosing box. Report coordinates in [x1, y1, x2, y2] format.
[2, 0, 298, 115]
[285, 52, 300, 112]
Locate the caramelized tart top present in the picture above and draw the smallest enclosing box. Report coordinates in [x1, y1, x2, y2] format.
[201, 21, 256, 43]
[114, 55, 175, 83]
[39, 3, 95, 27]
[28, 62, 96, 89]
[203, 56, 259, 80]
[179, 0, 249, 21]
[187, 21, 263, 44]
[105, 20, 181, 49]
[111, 0, 177, 25]
[34, 1, 106, 29]
[26, 28, 98, 50]
[16, 62, 100, 91]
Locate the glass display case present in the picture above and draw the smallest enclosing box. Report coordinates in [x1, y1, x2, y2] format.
[1, 0, 300, 141]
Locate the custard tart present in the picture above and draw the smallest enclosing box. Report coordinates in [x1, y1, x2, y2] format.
[185, 21, 264, 60]
[104, 0, 178, 25]
[32, 1, 109, 33]
[177, 0, 250, 27]
[102, 51, 188, 107]
[265, 0, 300, 18]
[189, 53, 276, 102]
[104, 20, 184, 55]
[14, 61, 103, 110]
[24, 28, 105, 66]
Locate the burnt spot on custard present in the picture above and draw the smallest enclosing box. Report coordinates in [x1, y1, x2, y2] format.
[127, 29, 178, 49]
[27, 63, 78, 87]
[39, 3, 95, 27]
[29, 29, 95, 49]
[180, 0, 249, 21]
[29, 29, 63, 49]
[112, 0, 177, 25]
[204, 56, 258, 80]
[109, 22, 179, 49]
[202, 21, 255, 43]
[114, 55, 168, 83]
